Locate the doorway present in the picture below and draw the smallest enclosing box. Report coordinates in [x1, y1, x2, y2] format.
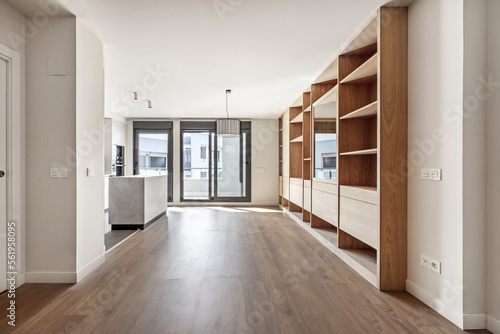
[180, 121, 251, 202]
[133, 121, 174, 202]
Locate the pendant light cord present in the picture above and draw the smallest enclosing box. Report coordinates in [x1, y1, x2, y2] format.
[226, 91, 230, 119]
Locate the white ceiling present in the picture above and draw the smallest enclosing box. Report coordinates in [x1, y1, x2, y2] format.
[10, 0, 393, 119]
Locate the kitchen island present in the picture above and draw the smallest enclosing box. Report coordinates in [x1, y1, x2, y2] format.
[109, 175, 167, 230]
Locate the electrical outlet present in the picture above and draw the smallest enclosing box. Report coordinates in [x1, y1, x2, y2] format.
[430, 260, 441, 274]
[420, 254, 430, 267]
[421, 168, 442, 181]
[421, 254, 441, 274]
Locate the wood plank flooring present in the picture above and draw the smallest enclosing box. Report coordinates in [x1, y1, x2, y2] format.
[0, 207, 491, 333]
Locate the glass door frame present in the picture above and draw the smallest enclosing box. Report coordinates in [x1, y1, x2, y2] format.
[180, 121, 251, 202]
[133, 121, 174, 202]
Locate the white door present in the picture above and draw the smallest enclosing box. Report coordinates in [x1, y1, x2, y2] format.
[0, 56, 7, 292]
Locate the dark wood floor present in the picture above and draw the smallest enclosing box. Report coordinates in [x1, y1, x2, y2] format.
[105, 229, 138, 251]
[0, 207, 492, 333]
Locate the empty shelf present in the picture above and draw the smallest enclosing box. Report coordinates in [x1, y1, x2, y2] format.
[340, 148, 377, 156]
[341, 101, 377, 120]
[341, 54, 378, 84]
[290, 135, 303, 143]
[313, 85, 338, 107]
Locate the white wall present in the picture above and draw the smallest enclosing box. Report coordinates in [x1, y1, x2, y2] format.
[407, 0, 465, 316]
[251, 119, 279, 205]
[407, 0, 491, 330]
[126, 119, 279, 205]
[112, 118, 127, 147]
[0, 0, 26, 283]
[25, 17, 77, 280]
[463, 0, 487, 319]
[486, 0, 500, 331]
[75, 19, 105, 279]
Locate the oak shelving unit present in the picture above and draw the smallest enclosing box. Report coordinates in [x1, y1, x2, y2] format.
[302, 91, 312, 222]
[289, 105, 303, 213]
[279, 117, 283, 206]
[337, 7, 408, 290]
[278, 6, 407, 291]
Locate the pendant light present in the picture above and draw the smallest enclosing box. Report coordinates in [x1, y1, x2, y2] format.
[217, 89, 240, 137]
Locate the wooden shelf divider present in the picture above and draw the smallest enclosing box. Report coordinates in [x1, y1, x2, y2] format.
[290, 112, 303, 123]
[340, 148, 377, 156]
[341, 53, 378, 84]
[290, 135, 303, 143]
[312, 85, 338, 107]
[340, 101, 377, 120]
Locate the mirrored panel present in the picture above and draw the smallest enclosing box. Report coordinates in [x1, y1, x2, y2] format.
[314, 102, 337, 180]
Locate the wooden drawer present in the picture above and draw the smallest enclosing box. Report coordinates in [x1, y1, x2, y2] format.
[311, 189, 338, 227]
[304, 180, 311, 188]
[290, 177, 302, 186]
[283, 181, 289, 200]
[340, 196, 378, 249]
[340, 186, 377, 204]
[303, 186, 311, 211]
[312, 178, 338, 195]
[290, 182, 303, 207]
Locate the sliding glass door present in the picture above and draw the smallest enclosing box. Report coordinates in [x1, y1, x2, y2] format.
[182, 131, 214, 200]
[180, 121, 251, 202]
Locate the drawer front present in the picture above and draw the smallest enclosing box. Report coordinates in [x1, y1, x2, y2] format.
[339, 186, 377, 205]
[312, 179, 338, 195]
[290, 177, 302, 186]
[340, 196, 378, 249]
[303, 186, 311, 211]
[290, 183, 303, 207]
[279, 180, 283, 196]
[283, 181, 290, 200]
[312, 189, 338, 227]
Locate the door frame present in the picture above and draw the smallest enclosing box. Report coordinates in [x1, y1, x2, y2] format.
[0, 43, 22, 288]
[179, 121, 251, 202]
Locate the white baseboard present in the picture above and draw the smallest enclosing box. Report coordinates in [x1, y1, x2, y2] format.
[77, 252, 106, 282]
[26, 272, 77, 283]
[406, 280, 489, 330]
[26, 253, 106, 284]
[16, 273, 25, 287]
[406, 280, 464, 328]
[463, 313, 487, 330]
[488, 315, 500, 333]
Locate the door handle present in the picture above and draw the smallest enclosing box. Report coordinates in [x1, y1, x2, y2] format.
[0, 171, 5, 178]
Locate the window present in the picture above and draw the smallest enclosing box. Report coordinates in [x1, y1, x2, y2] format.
[184, 148, 191, 169]
[322, 154, 336, 169]
[200, 146, 207, 160]
[200, 171, 207, 179]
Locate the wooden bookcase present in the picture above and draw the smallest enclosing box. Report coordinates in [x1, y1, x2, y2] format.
[289, 105, 303, 212]
[279, 7, 408, 291]
[302, 92, 312, 222]
[279, 117, 283, 205]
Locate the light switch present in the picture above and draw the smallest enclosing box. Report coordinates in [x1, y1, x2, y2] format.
[421, 168, 441, 181]
[50, 168, 68, 178]
[87, 168, 95, 177]
[256, 167, 265, 173]
[429, 169, 441, 180]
